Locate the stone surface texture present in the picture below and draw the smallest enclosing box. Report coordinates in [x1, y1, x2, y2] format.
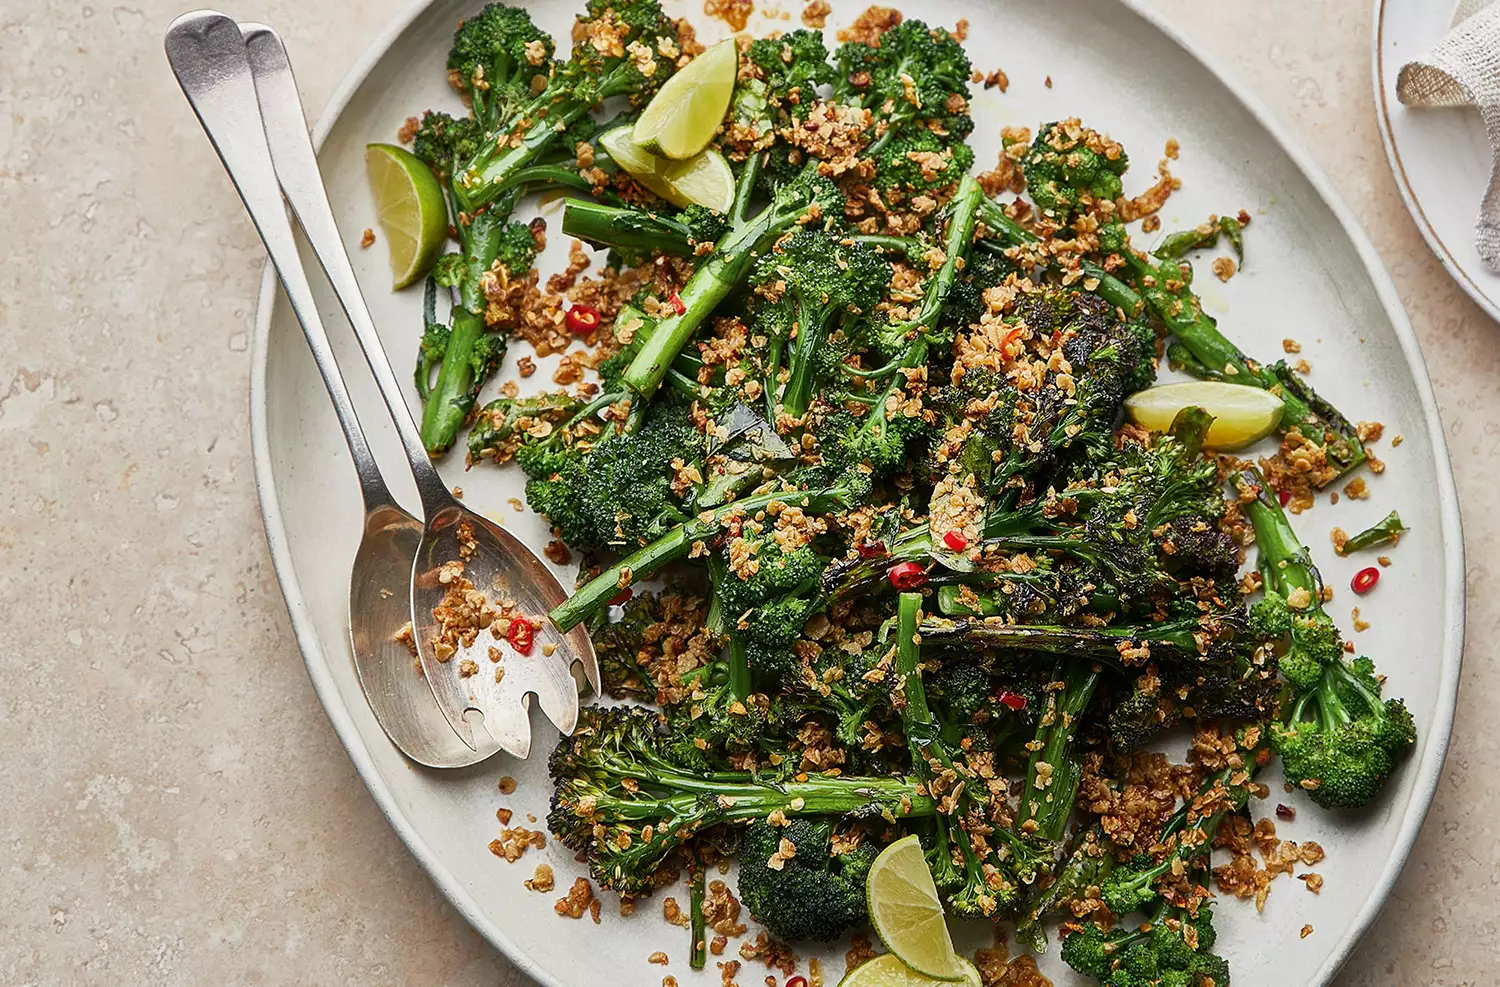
[0, 2, 1492, 985]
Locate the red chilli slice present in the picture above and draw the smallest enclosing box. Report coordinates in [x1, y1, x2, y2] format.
[1278, 489, 1291, 507]
[887, 561, 927, 591]
[609, 588, 634, 606]
[942, 529, 969, 552]
[997, 690, 1028, 711]
[1351, 567, 1379, 595]
[565, 304, 600, 335]
[668, 291, 687, 315]
[508, 617, 535, 655]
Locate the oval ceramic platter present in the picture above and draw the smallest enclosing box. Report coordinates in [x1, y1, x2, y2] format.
[251, 1, 1463, 984]
[1373, 0, 1500, 325]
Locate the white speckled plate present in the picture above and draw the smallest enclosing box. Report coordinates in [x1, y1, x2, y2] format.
[251, 1, 1463, 984]
[1373, 0, 1500, 324]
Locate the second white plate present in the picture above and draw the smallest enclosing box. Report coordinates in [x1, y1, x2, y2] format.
[1374, 0, 1500, 323]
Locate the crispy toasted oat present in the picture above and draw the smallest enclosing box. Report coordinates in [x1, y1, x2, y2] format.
[801, 0, 831, 27]
[554, 877, 595, 919]
[838, 6, 902, 44]
[360, 228, 375, 249]
[526, 863, 555, 892]
[1212, 256, 1236, 282]
[703, 0, 753, 32]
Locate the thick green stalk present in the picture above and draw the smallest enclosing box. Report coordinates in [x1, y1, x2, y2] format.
[921, 618, 1201, 661]
[621, 157, 793, 398]
[1017, 661, 1101, 837]
[550, 480, 858, 631]
[1234, 467, 1319, 600]
[1342, 510, 1406, 554]
[561, 198, 701, 257]
[688, 866, 707, 970]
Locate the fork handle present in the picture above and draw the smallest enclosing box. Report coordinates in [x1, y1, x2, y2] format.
[164, 10, 399, 517]
[240, 23, 457, 518]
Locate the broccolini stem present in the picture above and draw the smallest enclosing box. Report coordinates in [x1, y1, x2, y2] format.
[1341, 510, 1406, 554]
[419, 307, 496, 453]
[1017, 661, 1101, 839]
[1232, 468, 1321, 603]
[560, 199, 701, 257]
[550, 480, 864, 631]
[921, 618, 1202, 661]
[621, 162, 819, 398]
[974, 198, 1144, 317]
[688, 865, 707, 970]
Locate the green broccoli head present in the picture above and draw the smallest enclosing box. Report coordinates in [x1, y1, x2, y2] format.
[493, 218, 540, 273]
[738, 820, 877, 942]
[1024, 119, 1129, 219]
[746, 30, 834, 119]
[1099, 854, 1164, 917]
[834, 20, 973, 142]
[562, 0, 678, 105]
[873, 129, 976, 196]
[411, 110, 483, 176]
[447, 3, 555, 132]
[1062, 907, 1228, 987]
[1273, 655, 1416, 810]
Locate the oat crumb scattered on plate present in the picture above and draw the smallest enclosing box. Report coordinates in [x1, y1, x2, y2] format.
[554, 877, 595, 919]
[1301, 924, 1314, 938]
[801, 0, 830, 27]
[1211, 256, 1236, 282]
[1141, 214, 1161, 233]
[1352, 607, 1370, 633]
[360, 228, 375, 248]
[496, 807, 512, 825]
[1044, 74, 1053, 88]
[648, 952, 669, 966]
[526, 863, 555, 892]
[499, 776, 518, 794]
[1344, 477, 1369, 500]
[1282, 338, 1301, 353]
[1377, 555, 1392, 567]
[1331, 527, 1348, 554]
[1165, 136, 1180, 159]
[1300, 872, 1324, 894]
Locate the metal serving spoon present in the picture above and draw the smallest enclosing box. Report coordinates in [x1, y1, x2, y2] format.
[166, 11, 598, 761]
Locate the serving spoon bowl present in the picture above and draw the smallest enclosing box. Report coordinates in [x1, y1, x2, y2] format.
[166, 10, 597, 763]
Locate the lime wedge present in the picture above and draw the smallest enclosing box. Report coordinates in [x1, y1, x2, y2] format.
[365, 143, 449, 290]
[838, 955, 982, 987]
[599, 127, 735, 212]
[866, 835, 967, 982]
[634, 37, 737, 159]
[1125, 380, 1285, 450]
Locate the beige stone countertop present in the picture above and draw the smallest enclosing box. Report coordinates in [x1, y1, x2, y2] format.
[2, 1, 1493, 984]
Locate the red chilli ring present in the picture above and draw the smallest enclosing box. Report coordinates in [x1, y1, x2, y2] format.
[887, 561, 928, 591]
[565, 304, 600, 334]
[1351, 567, 1380, 595]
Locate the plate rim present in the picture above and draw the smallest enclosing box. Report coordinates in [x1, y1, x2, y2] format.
[1372, 0, 1500, 324]
[248, 2, 1466, 984]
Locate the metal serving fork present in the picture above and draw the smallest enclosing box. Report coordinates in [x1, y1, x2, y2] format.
[165, 10, 598, 760]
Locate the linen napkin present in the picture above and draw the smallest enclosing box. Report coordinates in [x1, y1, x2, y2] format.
[1397, 0, 1500, 273]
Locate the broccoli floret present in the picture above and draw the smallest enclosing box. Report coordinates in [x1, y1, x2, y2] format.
[447, 3, 555, 134]
[751, 228, 892, 418]
[1235, 467, 1416, 809]
[745, 30, 835, 119]
[466, 389, 583, 465]
[833, 20, 973, 149]
[738, 820, 877, 942]
[450, 0, 676, 214]
[1023, 119, 1129, 219]
[525, 403, 699, 551]
[1063, 908, 1230, 987]
[873, 129, 976, 197]
[547, 706, 935, 895]
[411, 110, 482, 178]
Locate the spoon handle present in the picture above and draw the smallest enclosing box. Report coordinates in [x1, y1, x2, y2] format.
[164, 10, 399, 517]
[240, 23, 456, 518]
